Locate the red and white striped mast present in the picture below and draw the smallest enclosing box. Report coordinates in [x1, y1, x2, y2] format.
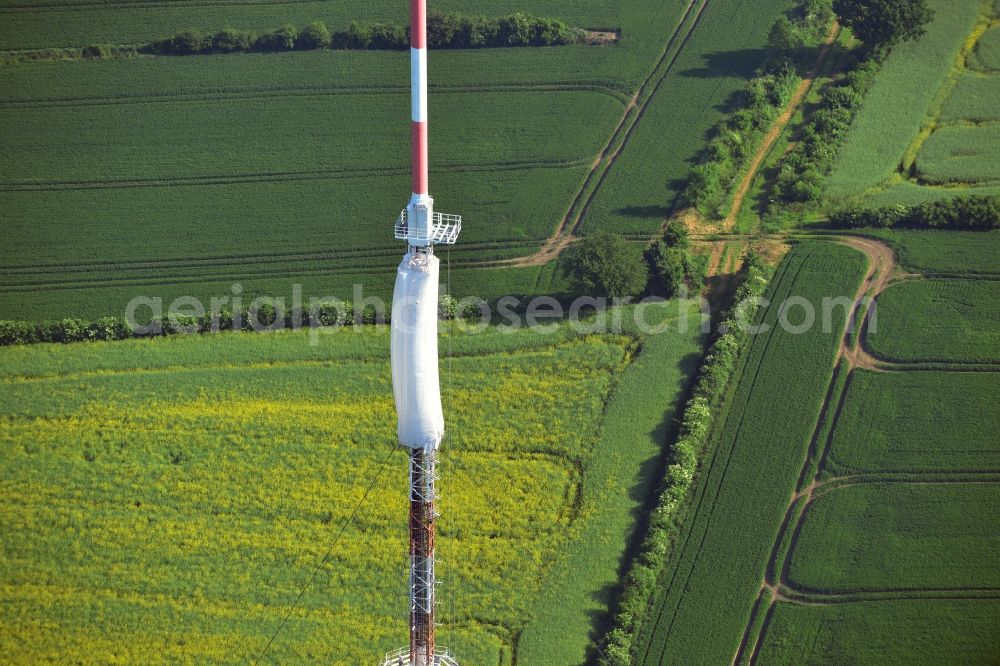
[384, 1, 460, 665]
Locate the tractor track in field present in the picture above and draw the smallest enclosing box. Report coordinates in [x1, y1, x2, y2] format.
[0, 157, 592, 193]
[0, 82, 630, 109]
[0, 0, 409, 13]
[0, 242, 540, 291]
[486, 0, 714, 269]
[732, 235, 1000, 665]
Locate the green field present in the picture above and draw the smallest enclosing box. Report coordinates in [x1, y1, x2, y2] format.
[1, 91, 618, 185]
[635, 241, 867, 665]
[756, 599, 1000, 664]
[825, 370, 1000, 474]
[788, 482, 1000, 591]
[915, 123, 1000, 185]
[866, 278, 1000, 363]
[740, 230, 1000, 663]
[0, 304, 706, 664]
[824, 0, 982, 201]
[0, 0, 798, 322]
[578, 0, 794, 236]
[939, 72, 1000, 121]
[874, 229, 1000, 273]
[820, 0, 1000, 208]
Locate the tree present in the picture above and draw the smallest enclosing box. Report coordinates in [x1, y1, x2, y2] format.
[768, 16, 806, 52]
[298, 21, 331, 49]
[270, 23, 297, 50]
[167, 30, 208, 54]
[565, 232, 648, 299]
[662, 219, 690, 250]
[653, 242, 688, 297]
[499, 12, 532, 46]
[833, 0, 934, 51]
[427, 10, 461, 47]
[213, 29, 251, 52]
[344, 22, 373, 49]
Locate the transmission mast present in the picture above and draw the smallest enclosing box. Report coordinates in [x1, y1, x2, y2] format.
[382, 0, 460, 664]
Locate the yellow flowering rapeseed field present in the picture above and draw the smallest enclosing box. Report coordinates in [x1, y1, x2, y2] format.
[0, 324, 631, 664]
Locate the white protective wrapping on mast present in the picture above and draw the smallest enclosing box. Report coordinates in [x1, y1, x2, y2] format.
[390, 251, 445, 449]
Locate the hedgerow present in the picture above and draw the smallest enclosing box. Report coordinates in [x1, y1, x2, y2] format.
[772, 56, 881, 204]
[829, 195, 1000, 229]
[683, 60, 800, 217]
[151, 12, 581, 56]
[0, 295, 491, 347]
[597, 252, 771, 665]
[681, 0, 834, 218]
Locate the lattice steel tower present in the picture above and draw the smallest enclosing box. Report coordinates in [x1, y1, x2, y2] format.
[382, 0, 460, 664]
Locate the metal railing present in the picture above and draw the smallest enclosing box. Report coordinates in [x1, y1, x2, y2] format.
[394, 211, 462, 245]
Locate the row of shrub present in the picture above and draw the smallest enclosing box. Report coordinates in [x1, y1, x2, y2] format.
[598, 253, 771, 665]
[771, 55, 880, 203]
[682, 60, 800, 217]
[828, 195, 1000, 229]
[0, 296, 485, 346]
[682, 0, 834, 218]
[150, 12, 580, 56]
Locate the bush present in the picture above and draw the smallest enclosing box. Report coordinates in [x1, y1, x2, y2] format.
[647, 221, 705, 297]
[498, 12, 533, 46]
[369, 23, 407, 49]
[213, 29, 252, 52]
[86, 316, 130, 341]
[255, 23, 297, 51]
[684, 162, 726, 215]
[565, 232, 649, 299]
[343, 22, 374, 49]
[81, 43, 112, 59]
[309, 300, 350, 327]
[298, 21, 331, 49]
[166, 30, 209, 54]
[427, 9, 461, 46]
[652, 242, 688, 297]
[0, 320, 35, 345]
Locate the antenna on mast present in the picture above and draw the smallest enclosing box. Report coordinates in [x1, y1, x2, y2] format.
[383, 0, 460, 664]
